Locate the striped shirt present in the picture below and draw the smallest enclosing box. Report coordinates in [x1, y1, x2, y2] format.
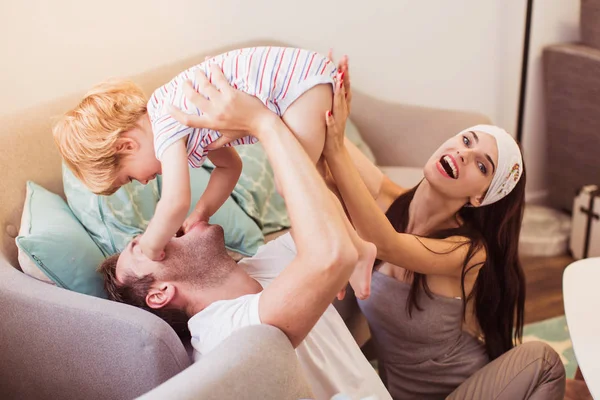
[147, 47, 337, 167]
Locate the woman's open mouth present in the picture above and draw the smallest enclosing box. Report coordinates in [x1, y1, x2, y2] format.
[438, 155, 459, 179]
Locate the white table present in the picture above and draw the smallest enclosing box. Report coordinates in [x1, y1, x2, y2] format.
[563, 257, 600, 398]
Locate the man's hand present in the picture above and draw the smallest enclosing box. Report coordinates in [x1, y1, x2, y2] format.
[168, 64, 275, 149]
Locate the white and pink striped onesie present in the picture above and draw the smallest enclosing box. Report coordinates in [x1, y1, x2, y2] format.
[147, 47, 337, 167]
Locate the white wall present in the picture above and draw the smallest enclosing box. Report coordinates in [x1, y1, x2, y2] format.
[0, 0, 524, 124]
[521, 1, 581, 202]
[0, 0, 581, 200]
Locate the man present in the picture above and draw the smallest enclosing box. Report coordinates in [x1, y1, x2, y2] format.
[98, 63, 390, 400]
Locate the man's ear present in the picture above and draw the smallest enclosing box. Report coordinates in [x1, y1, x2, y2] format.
[115, 137, 138, 155]
[146, 283, 176, 309]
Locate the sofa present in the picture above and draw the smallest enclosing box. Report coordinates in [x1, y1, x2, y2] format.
[0, 41, 490, 399]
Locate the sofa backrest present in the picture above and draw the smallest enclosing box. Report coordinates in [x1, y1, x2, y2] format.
[0, 39, 491, 269]
[0, 40, 277, 269]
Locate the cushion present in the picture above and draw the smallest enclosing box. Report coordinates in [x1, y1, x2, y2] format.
[63, 165, 161, 256]
[203, 118, 376, 235]
[15, 181, 107, 298]
[63, 165, 264, 257]
[157, 169, 264, 256]
[345, 118, 377, 164]
[17, 190, 55, 285]
[204, 144, 291, 235]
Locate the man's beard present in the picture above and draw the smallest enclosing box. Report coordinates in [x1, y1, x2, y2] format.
[161, 225, 236, 288]
[173, 254, 235, 288]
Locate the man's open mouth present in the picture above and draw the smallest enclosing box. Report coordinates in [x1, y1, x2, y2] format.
[439, 155, 458, 179]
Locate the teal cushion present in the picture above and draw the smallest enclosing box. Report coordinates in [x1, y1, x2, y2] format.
[205, 143, 290, 235]
[63, 165, 160, 256]
[15, 181, 107, 298]
[63, 164, 264, 257]
[345, 118, 377, 164]
[157, 168, 264, 256]
[203, 118, 375, 235]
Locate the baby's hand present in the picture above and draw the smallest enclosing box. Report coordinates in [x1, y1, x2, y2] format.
[182, 209, 210, 234]
[138, 236, 166, 261]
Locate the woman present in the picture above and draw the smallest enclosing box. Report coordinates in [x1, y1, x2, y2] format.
[323, 60, 564, 399]
[170, 57, 565, 399]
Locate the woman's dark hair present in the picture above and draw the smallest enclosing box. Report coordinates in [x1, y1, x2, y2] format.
[383, 165, 527, 360]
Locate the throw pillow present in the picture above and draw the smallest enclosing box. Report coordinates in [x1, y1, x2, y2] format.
[63, 165, 264, 257]
[15, 181, 107, 298]
[203, 118, 377, 234]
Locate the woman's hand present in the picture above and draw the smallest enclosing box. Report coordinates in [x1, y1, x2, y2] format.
[328, 51, 352, 113]
[324, 67, 351, 157]
[169, 63, 276, 149]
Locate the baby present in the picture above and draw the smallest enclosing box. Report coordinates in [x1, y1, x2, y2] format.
[53, 46, 375, 299]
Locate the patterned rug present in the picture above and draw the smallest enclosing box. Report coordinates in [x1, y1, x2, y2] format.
[523, 315, 577, 378]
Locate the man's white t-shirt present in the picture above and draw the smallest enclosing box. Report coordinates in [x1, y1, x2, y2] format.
[188, 233, 391, 400]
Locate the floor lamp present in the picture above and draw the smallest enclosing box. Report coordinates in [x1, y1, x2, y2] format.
[516, 0, 534, 144]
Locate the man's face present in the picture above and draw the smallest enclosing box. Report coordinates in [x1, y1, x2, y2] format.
[116, 222, 229, 289]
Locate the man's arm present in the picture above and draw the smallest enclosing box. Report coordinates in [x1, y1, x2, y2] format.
[255, 115, 357, 347]
[171, 66, 357, 347]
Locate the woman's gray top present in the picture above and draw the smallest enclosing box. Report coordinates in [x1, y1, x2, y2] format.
[358, 270, 489, 400]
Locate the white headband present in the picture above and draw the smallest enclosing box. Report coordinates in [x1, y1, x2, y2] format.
[458, 124, 523, 206]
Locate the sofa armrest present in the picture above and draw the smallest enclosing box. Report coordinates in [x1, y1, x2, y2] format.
[351, 91, 491, 167]
[138, 325, 313, 400]
[0, 258, 190, 400]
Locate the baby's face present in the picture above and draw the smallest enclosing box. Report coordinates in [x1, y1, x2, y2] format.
[114, 149, 162, 188]
[110, 115, 162, 190]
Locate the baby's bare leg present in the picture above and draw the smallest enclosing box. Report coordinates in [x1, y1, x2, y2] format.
[281, 84, 375, 300]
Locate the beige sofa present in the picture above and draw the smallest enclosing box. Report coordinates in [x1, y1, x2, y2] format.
[0, 41, 489, 399]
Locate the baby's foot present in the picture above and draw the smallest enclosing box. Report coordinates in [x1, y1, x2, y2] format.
[349, 239, 377, 300]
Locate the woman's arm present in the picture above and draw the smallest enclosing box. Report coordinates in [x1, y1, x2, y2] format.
[328, 140, 485, 276]
[324, 76, 484, 277]
[342, 139, 405, 211]
[329, 55, 405, 212]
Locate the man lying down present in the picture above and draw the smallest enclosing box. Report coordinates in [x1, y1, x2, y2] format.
[97, 66, 390, 400]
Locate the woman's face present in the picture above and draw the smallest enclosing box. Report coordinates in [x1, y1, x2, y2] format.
[423, 129, 499, 206]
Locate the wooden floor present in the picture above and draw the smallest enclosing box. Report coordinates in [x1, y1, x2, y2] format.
[522, 254, 574, 324]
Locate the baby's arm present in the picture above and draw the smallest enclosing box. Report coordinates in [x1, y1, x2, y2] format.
[182, 147, 242, 233]
[139, 139, 191, 260]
